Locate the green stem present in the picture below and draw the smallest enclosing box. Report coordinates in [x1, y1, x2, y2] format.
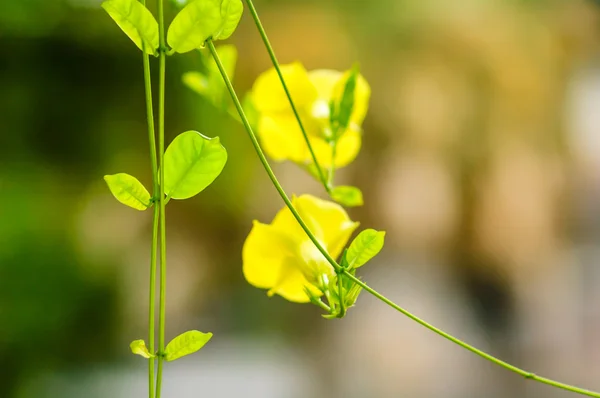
[336, 272, 345, 318]
[155, 0, 166, 396]
[208, 40, 600, 398]
[148, 203, 159, 395]
[139, 1, 158, 397]
[242, 0, 329, 192]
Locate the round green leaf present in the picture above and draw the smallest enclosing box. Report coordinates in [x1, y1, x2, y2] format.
[346, 229, 385, 268]
[104, 173, 152, 211]
[330, 185, 363, 207]
[165, 330, 212, 361]
[130, 339, 154, 358]
[101, 0, 159, 54]
[163, 131, 227, 200]
[167, 0, 243, 54]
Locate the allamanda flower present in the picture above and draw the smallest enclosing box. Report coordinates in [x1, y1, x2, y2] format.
[250, 62, 371, 169]
[243, 194, 359, 303]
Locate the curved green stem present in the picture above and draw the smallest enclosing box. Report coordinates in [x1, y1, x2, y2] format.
[243, 0, 329, 192]
[155, 0, 167, 396]
[139, 1, 158, 397]
[208, 39, 600, 398]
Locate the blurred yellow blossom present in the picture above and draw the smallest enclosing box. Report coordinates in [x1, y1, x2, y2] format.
[242, 194, 359, 302]
[250, 62, 371, 168]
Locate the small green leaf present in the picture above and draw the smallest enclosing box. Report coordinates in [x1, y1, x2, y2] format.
[130, 339, 154, 358]
[104, 173, 152, 210]
[101, 0, 159, 54]
[165, 330, 212, 361]
[332, 65, 359, 134]
[330, 185, 363, 207]
[163, 131, 227, 200]
[346, 229, 385, 268]
[167, 0, 243, 54]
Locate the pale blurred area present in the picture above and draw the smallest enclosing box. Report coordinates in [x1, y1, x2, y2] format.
[3, 0, 600, 397]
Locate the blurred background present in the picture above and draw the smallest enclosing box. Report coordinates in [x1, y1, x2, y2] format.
[3, 0, 600, 397]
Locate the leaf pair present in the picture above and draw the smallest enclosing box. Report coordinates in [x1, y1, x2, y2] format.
[310, 229, 385, 318]
[105, 131, 227, 210]
[102, 0, 243, 54]
[130, 330, 212, 361]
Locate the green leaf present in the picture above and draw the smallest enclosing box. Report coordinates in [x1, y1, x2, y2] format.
[346, 229, 385, 268]
[215, 0, 244, 40]
[130, 339, 154, 358]
[332, 65, 359, 134]
[167, 0, 243, 54]
[330, 185, 363, 207]
[163, 131, 227, 200]
[165, 330, 212, 361]
[104, 173, 152, 211]
[101, 0, 159, 54]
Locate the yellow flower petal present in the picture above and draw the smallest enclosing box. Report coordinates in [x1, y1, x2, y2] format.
[257, 114, 320, 163]
[252, 62, 317, 114]
[267, 265, 320, 303]
[270, 195, 322, 241]
[242, 221, 298, 289]
[294, 195, 359, 258]
[308, 69, 343, 100]
[310, 126, 362, 168]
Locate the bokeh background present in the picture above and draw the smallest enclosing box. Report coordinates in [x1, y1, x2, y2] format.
[3, 0, 600, 397]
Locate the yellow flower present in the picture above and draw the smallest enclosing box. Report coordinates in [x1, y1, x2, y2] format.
[250, 62, 371, 168]
[242, 194, 359, 303]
